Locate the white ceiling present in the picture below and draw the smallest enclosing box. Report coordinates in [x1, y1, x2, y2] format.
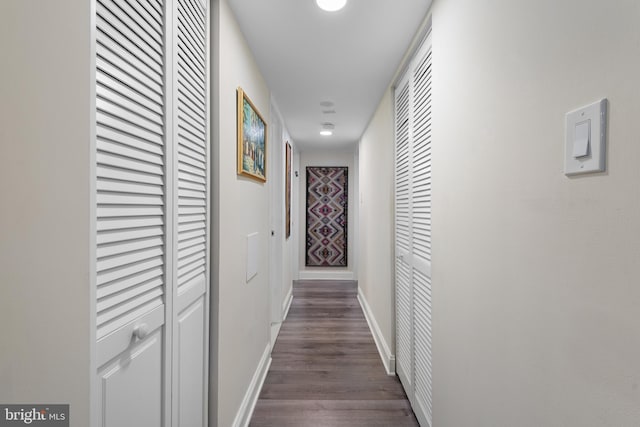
[228, 0, 432, 151]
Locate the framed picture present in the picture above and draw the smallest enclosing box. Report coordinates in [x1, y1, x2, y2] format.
[237, 87, 267, 182]
[285, 142, 292, 239]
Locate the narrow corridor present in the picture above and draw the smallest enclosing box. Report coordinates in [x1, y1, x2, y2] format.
[249, 280, 419, 427]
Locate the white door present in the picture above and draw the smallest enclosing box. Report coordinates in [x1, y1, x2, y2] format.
[394, 71, 413, 393]
[95, 0, 169, 423]
[268, 106, 284, 346]
[171, 0, 210, 425]
[394, 32, 433, 427]
[410, 36, 434, 427]
[95, 0, 209, 425]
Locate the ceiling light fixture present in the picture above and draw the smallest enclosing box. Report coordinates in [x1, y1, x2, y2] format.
[316, 0, 347, 12]
[320, 122, 335, 136]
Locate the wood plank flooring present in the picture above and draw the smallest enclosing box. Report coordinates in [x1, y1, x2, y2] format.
[249, 280, 419, 427]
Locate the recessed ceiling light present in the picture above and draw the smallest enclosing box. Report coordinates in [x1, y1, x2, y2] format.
[320, 122, 334, 136]
[316, 0, 347, 12]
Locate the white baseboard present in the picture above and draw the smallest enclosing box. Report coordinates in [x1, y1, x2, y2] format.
[298, 271, 354, 280]
[357, 289, 396, 375]
[270, 288, 294, 350]
[232, 343, 272, 427]
[282, 287, 293, 319]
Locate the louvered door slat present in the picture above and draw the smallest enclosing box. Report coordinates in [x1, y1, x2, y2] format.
[413, 269, 433, 423]
[96, 57, 163, 106]
[395, 257, 412, 386]
[97, 72, 164, 116]
[178, 121, 206, 150]
[179, 2, 204, 37]
[97, 85, 164, 127]
[95, 24, 163, 72]
[178, 17, 205, 56]
[178, 88, 206, 122]
[395, 74, 413, 391]
[96, 47, 163, 99]
[98, 0, 164, 55]
[177, 37, 206, 73]
[180, 0, 205, 35]
[410, 39, 433, 427]
[179, 141, 207, 165]
[97, 269, 163, 300]
[177, 66, 206, 107]
[176, 0, 207, 295]
[412, 44, 433, 265]
[96, 0, 166, 347]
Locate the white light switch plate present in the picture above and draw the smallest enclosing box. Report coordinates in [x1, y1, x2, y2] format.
[565, 98, 607, 176]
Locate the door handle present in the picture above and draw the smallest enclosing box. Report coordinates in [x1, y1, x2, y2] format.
[133, 324, 149, 340]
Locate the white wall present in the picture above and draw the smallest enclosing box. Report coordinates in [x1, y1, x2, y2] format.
[298, 150, 357, 280]
[428, 0, 640, 425]
[357, 92, 396, 370]
[211, 1, 272, 425]
[0, 1, 92, 425]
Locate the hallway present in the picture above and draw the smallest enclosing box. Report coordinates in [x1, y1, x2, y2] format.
[250, 280, 418, 427]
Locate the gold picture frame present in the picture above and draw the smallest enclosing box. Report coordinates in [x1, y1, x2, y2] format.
[237, 87, 267, 182]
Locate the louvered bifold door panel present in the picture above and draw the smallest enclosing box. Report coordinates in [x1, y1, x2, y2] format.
[95, 0, 167, 365]
[413, 269, 433, 426]
[173, 0, 209, 425]
[175, 0, 207, 297]
[394, 75, 413, 391]
[411, 45, 433, 268]
[411, 38, 434, 427]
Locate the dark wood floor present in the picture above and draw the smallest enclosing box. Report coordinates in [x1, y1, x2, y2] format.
[249, 280, 419, 427]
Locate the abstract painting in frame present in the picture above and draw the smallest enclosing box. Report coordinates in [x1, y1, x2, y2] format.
[237, 87, 267, 182]
[305, 166, 348, 267]
[285, 142, 292, 239]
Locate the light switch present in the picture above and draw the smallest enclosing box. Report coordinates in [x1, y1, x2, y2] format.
[565, 99, 607, 176]
[572, 120, 590, 158]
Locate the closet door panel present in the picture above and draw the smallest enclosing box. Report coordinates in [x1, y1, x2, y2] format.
[394, 33, 433, 427]
[96, 0, 167, 358]
[394, 75, 413, 391]
[95, 0, 169, 425]
[172, 0, 209, 424]
[410, 39, 433, 427]
[97, 330, 163, 427]
[176, 296, 206, 427]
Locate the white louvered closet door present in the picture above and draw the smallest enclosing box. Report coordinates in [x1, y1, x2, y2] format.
[171, 0, 209, 425]
[394, 32, 433, 427]
[410, 37, 433, 427]
[95, 0, 209, 425]
[394, 72, 413, 393]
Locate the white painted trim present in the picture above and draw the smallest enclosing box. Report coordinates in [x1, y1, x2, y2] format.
[270, 286, 294, 351]
[357, 289, 396, 375]
[299, 271, 354, 281]
[282, 287, 293, 320]
[232, 344, 272, 427]
[392, 13, 433, 91]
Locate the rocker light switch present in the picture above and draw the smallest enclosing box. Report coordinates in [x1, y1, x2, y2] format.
[565, 99, 607, 176]
[572, 120, 590, 158]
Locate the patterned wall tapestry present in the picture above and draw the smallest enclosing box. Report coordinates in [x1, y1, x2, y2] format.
[306, 166, 348, 267]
